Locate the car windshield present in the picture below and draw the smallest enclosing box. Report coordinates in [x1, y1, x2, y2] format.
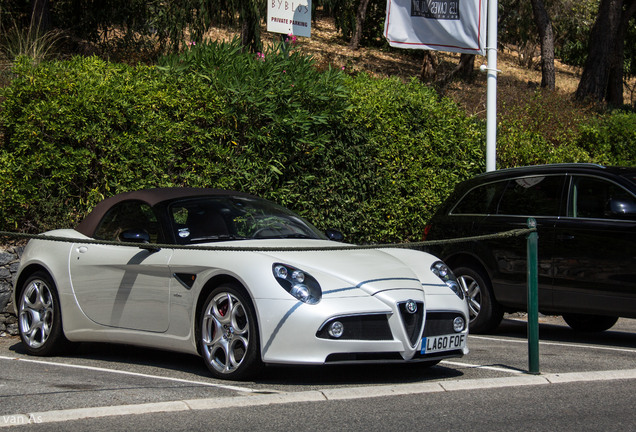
[168, 196, 326, 244]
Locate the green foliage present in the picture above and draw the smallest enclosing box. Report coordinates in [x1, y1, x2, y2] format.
[341, 75, 485, 241]
[576, 110, 636, 166]
[1, 41, 634, 243]
[0, 40, 354, 234]
[0, 55, 226, 229]
[553, 0, 599, 68]
[497, 90, 593, 167]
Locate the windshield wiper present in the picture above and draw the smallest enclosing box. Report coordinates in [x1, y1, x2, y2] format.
[189, 235, 247, 243]
[261, 233, 315, 239]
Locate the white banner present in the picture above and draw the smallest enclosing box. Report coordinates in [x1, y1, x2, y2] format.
[268, 1, 312, 38]
[384, 0, 487, 55]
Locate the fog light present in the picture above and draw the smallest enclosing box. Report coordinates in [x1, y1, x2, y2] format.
[453, 317, 466, 332]
[328, 321, 344, 338]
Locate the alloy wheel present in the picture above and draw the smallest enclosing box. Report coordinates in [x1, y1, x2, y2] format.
[19, 279, 55, 349]
[458, 274, 481, 323]
[201, 291, 250, 375]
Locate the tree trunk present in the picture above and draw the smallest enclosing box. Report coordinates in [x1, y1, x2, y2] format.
[530, 0, 556, 90]
[457, 54, 475, 82]
[31, 0, 52, 32]
[350, 0, 372, 50]
[434, 54, 474, 87]
[575, 0, 623, 102]
[240, 0, 261, 52]
[606, 0, 636, 106]
[419, 51, 438, 81]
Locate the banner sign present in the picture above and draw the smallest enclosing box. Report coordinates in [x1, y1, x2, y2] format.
[384, 0, 486, 55]
[268, 1, 312, 38]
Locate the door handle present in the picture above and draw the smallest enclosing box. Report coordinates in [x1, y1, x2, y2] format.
[556, 234, 575, 241]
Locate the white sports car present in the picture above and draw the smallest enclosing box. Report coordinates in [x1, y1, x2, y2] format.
[14, 188, 469, 380]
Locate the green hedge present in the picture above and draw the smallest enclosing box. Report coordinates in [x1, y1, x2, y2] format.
[576, 110, 636, 166]
[1, 41, 635, 243]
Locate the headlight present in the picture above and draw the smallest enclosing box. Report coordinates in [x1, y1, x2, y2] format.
[272, 263, 322, 304]
[431, 261, 464, 300]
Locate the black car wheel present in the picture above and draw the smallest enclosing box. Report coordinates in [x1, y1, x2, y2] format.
[18, 271, 70, 356]
[199, 284, 262, 380]
[455, 266, 503, 334]
[562, 314, 618, 332]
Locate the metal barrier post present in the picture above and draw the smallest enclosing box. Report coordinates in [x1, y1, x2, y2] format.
[526, 217, 540, 374]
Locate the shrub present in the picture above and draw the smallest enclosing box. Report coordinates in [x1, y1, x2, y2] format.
[1, 55, 231, 229]
[3, 41, 632, 244]
[341, 74, 486, 242]
[576, 110, 636, 166]
[497, 90, 593, 167]
[0, 41, 357, 235]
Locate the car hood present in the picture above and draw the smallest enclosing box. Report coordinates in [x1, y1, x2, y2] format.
[237, 239, 436, 297]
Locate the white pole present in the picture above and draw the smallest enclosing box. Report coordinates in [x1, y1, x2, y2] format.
[485, 0, 498, 172]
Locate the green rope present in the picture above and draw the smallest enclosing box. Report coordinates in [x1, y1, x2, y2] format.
[0, 228, 536, 252]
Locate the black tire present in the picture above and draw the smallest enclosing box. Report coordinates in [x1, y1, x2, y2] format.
[454, 266, 503, 334]
[562, 314, 618, 332]
[198, 284, 262, 380]
[17, 271, 70, 356]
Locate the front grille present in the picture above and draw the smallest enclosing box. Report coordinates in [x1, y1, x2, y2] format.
[316, 314, 392, 340]
[423, 312, 466, 336]
[398, 301, 424, 346]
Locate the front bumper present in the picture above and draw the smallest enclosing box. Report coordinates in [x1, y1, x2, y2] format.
[256, 290, 469, 365]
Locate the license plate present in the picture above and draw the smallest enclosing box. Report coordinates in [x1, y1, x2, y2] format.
[421, 333, 466, 354]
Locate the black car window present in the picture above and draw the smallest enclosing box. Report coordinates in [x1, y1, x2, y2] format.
[94, 200, 161, 242]
[497, 175, 564, 216]
[451, 181, 507, 215]
[570, 176, 636, 220]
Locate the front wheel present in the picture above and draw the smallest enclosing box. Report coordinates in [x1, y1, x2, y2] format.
[563, 314, 618, 332]
[199, 284, 262, 380]
[18, 271, 70, 356]
[454, 266, 503, 334]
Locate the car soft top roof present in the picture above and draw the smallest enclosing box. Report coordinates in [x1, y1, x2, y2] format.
[76, 187, 256, 237]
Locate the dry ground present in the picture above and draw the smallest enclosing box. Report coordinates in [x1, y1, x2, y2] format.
[209, 16, 634, 119]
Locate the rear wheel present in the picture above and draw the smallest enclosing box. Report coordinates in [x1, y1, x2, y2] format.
[199, 284, 262, 380]
[454, 266, 503, 334]
[563, 314, 618, 332]
[18, 271, 70, 356]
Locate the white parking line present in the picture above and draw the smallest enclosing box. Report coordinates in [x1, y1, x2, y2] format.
[2, 368, 635, 427]
[0, 355, 266, 394]
[440, 360, 525, 374]
[470, 335, 636, 354]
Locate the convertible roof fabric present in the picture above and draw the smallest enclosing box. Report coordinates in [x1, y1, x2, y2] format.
[75, 188, 253, 237]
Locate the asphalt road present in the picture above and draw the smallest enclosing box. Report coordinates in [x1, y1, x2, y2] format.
[1, 315, 634, 430]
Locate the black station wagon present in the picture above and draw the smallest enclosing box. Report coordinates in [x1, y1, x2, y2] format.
[423, 164, 636, 333]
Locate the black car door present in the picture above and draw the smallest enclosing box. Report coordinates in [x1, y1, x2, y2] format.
[485, 175, 565, 310]
[552, 175, 636, 317]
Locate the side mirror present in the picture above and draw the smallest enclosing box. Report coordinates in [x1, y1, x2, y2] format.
[325, 228, 344, 242]
[119, 229, 151, 244]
